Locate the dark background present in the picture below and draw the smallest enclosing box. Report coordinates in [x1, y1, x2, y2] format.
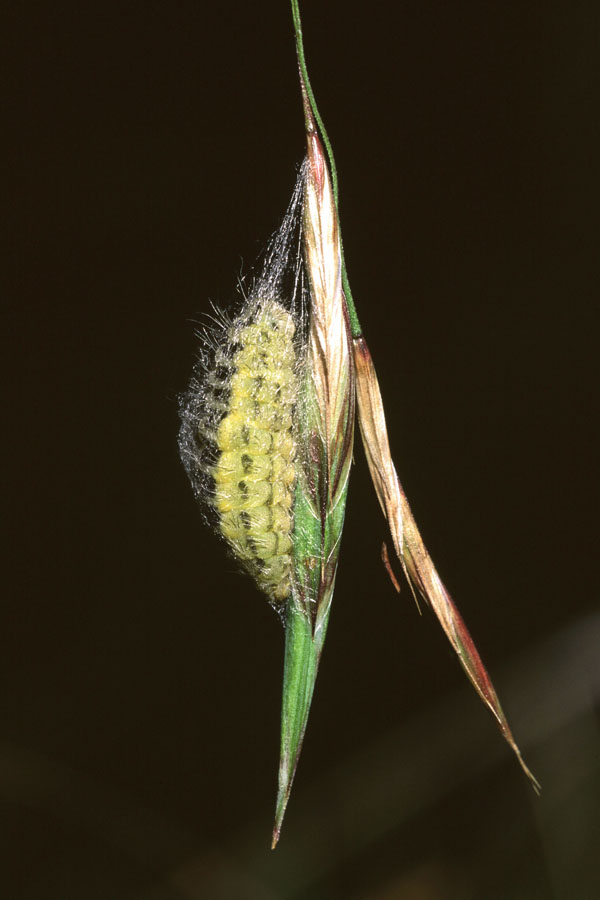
[4, 1, 599, 898]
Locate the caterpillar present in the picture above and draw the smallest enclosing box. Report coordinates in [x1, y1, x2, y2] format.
[179, 297, 299, 607]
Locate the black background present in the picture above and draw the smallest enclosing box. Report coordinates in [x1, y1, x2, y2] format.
[4, 2, 599, 898]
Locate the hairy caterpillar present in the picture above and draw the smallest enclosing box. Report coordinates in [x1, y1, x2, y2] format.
[179, 297, 300, 606]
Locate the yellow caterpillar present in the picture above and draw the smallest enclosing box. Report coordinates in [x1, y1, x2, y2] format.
[180, 299, 298, 605]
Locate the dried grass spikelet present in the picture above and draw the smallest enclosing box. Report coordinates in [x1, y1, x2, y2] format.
[354, 337, 541, 791]
[272, 75, 356, 847]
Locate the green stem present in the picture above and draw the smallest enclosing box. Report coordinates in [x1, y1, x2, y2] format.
[290, 0, 363, 338]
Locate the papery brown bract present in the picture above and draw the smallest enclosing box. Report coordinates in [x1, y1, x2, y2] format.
[354, 336, 540, 792]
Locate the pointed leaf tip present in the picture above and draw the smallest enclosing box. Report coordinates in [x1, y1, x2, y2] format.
[273, 603, 324, 845]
